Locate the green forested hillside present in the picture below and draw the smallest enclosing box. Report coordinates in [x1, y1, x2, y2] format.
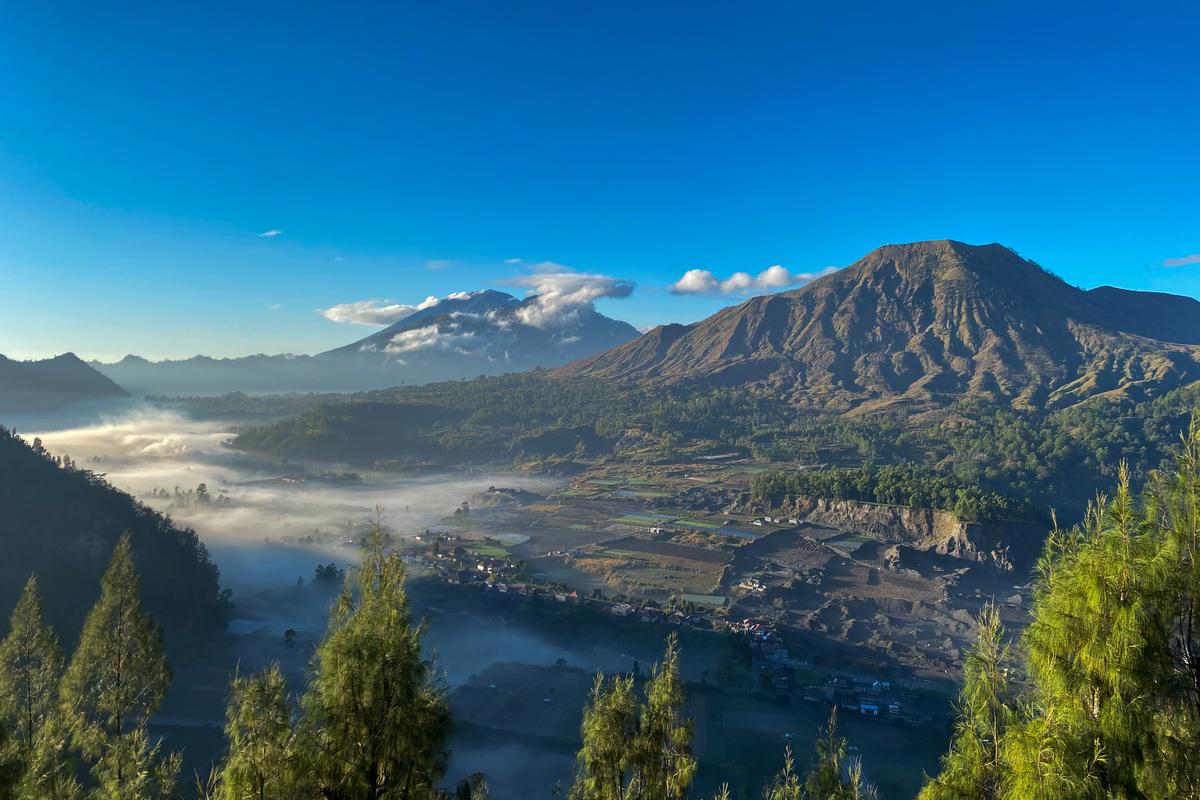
[230, 373, 1200, 524]
[750, 463, 1044, 524]
[0, 427, 229, 648]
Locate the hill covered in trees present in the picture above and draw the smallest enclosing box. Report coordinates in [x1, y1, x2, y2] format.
[0, 353, 129, 413]
[228, 372, 1200, 525]
[0, 426, 229, 648]
[551, 240, 1200, 412]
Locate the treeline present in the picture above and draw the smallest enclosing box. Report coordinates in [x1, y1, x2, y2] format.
[230, 402, 466, 461]
[750, 464, 1044, 525]
[0, 427, 229, 647]
[921, 421, 1200, 799]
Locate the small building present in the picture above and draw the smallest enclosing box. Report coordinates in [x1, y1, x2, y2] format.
[610, 604, 635, 618]
[449, 570, 474, 585]
[860, 702, 879, 716]
[804, 687, 826, 704]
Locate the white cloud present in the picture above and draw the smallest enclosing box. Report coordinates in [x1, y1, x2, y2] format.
[669, 264, 839, 296]
[258, 229, 283, 237]
[382, 326, 480, 354]
[318, 296, 441, 327]
[1164, 254, 1200, 268]
[669, 269, 720, 295]
[499, 264, 636, 329]
[504, 258, 522, 264]
[425, 259, 450, 270]
[270, 303, 283, 310]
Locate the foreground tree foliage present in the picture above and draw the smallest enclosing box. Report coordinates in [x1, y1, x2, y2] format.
[569, 634, 697, 800]
[922, 419, 1200, 800]
[211, 519, 480, 800]
[61, 535, 178, 800]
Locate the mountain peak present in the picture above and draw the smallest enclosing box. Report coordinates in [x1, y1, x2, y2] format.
[552, 240, 1200, 411]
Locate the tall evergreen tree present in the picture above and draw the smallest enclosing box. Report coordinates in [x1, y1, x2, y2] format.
[570, 635, 695, 800]
[299, 524, 453, 800]
[0, 575, 78, 800]
[920, 605, 1016, 800]
[570, 674, 638, 800]
[804, 708, 850, 800]
[59, 535, 174, 798]
[922, 417, 1200, 800]
[0, 577, 64, 758]
[631, 635, 696, 800]
[217, 665, 299, 800]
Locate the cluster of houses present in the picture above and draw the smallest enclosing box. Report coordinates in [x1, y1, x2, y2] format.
[412, 542, 717, 628]
[404, 538, 521, 586]
[734, 619, 789, 660]
[608, 603, 707, 626]
[750, 515, 801, 526]
[804, 676, 902, 717]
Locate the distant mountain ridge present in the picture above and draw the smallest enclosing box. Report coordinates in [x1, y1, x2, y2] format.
[0, 353, 129, 412]
[551, 240, 1200, 411]
[92, 289, 641, 396]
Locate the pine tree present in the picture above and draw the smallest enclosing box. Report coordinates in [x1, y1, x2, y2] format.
[59, 534, 174, 798]
[804, 708, 848, 800]
[218, 665, 298, 800]
[0, 577, 64, 758]
[921, 417, 1200, 799]
[89, 723, 180, 800]
[570, 635, 695, 800]
[570, 673, 638, 800]
[920, 605, 1016, 800]
[631, 634, 696, 800]
[1021, 469, 1167, 797]
[299, 523, 452, 800]
[761, 747, 804, 800]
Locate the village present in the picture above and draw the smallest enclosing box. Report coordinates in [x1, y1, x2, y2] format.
[406, 521, 955, 732]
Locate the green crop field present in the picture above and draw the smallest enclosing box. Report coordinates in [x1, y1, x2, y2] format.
[609, 515, 676, 526]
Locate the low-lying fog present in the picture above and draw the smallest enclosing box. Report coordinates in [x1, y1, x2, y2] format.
[20, 403, 574, 644]
[14, 402, 647, 797]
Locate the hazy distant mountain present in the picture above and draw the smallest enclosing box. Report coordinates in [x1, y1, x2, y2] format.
[0, 353, 130, 412]
[551, 240, 1200, 411]
[92, 290, 641, 396]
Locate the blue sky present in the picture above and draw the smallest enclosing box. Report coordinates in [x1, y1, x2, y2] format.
[2, 0, 1197, 360]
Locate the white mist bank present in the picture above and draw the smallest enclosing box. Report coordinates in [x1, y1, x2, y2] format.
[22, 404, 557, 596]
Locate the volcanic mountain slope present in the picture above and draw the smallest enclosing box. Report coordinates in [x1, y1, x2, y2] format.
[327, 289, 638, 365]
[0, 353, 130, 412]
[93, 290, 641, 396]
[552, 240, 1200, 411]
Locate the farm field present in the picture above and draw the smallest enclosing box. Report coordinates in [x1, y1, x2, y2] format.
[454, 662, 595, 744]
[598, 536, 731, 564]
